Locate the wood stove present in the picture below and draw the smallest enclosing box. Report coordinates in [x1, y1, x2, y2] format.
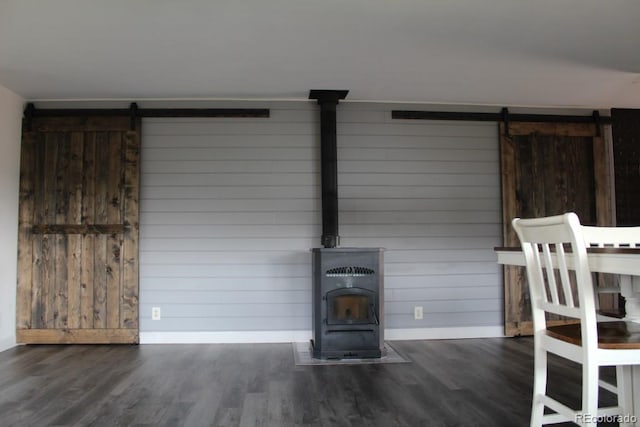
[311, 248, 385, 359]
[309, 90, 385, 359]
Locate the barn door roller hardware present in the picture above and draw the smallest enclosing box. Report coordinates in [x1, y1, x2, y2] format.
[501, 107, 510, 137]
[592, 110, 602, 137]
[23, 103, 35, 131]
[23, 102, 271, 131]
[129, 102, 139, 130]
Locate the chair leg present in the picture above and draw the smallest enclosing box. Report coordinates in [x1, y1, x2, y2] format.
[530, 347, 547, 427]
[581, 362, 599, 427]
[616, 366, 634, 427]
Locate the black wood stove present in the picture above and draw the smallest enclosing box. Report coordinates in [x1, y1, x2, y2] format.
[308, 90, 385, 359]
[311, 247, 384, 359]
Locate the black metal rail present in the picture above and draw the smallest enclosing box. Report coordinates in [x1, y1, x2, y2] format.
[23, 102, 270, 131]
[392, 109, 610, 124]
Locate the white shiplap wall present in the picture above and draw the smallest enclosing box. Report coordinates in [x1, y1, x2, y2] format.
[139, 101, 503, 343]
[336, 104, 502, 337]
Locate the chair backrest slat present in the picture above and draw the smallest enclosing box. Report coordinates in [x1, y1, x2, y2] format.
[555, 243, 576, 308]
[541, 243, 560, 305]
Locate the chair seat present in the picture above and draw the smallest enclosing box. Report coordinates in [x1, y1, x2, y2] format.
[546, 321, 640, 349]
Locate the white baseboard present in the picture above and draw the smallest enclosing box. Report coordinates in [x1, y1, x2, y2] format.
[0, 336, 16, 353]
[140, 330, 313, 344]
[140, 326, 504, 344]
[384, 326, 504, 340]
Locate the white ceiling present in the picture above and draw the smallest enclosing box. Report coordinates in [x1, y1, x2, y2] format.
[1, 0, 640, 108]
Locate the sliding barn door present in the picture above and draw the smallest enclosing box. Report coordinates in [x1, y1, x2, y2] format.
[501, 121, 613, 336]
[611, 108, 640, 226]
[17, 116, 140, 343]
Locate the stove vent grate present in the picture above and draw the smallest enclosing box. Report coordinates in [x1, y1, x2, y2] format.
[326, 266, 375, 277]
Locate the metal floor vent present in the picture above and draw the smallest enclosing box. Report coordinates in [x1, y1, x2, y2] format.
[326, 266, 375, 277]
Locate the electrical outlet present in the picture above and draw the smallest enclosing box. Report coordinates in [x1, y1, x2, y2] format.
[414, 306, 423, 320]
[151, 307, 161, 320]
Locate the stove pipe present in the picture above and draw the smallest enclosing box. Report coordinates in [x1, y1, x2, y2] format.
[309, 89, 349, 248]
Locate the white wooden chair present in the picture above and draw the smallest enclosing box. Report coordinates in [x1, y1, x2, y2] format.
[512, 212, 640, 427]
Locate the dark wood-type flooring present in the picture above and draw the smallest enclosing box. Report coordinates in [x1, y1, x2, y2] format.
[0, 338, 620, 426]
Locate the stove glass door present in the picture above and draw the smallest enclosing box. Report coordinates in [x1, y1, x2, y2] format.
[327, 288, 375, 325]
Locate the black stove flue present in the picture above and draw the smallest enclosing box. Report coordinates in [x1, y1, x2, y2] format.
[308, 89, 385, 359]
[309, 89, 348, 249]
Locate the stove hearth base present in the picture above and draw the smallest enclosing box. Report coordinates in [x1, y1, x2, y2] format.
[311, 339, 386, 360]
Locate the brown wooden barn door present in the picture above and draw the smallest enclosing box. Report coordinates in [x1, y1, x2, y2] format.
[501, 121, 613, 336]
[611, 109, 640, 226]
[17, 116, 140, 344]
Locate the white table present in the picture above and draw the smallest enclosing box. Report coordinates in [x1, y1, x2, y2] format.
[496, 247, 640, 321]
[496, 247, 640, 424]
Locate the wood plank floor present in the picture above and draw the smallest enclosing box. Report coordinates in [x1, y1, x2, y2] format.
[0, 337, 619, 426]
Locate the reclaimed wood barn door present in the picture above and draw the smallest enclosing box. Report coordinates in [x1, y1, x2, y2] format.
[501, 121, 613, 336]
[17, 115, 140, 343]
[611, 108, 640, 226]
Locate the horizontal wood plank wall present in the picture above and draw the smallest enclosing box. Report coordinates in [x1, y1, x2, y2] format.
[140, 103, 317, 334]
[139, 102, 502, 337]
[338, 104, 502, 329]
